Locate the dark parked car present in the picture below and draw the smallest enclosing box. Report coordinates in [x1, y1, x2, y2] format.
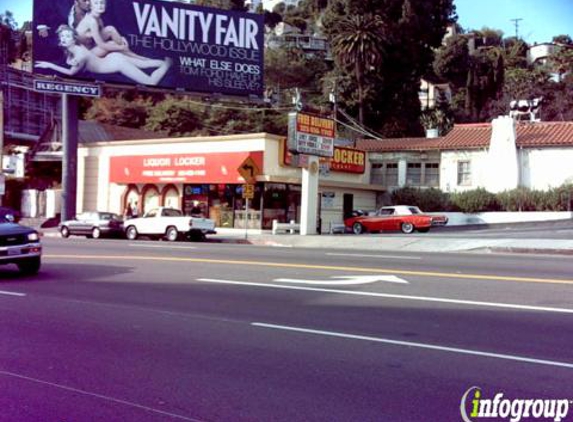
[0, 217, 42, 274]
[59, 211, 124, 239]
[0, 206, 21, 223]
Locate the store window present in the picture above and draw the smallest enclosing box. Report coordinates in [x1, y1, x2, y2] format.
[162, 185, 180, 209]
[406, 163, 422, 186]
[123, 185, 140, 217]
[262, 183, 287, 228]
[424, 163, 440, 187]
[208, 184, 236, 228]
[386, 163, 399, 186]
[235, 184, 262, 229]
[457, 161, 471, 186]
[183, 184, 209, 217]
[370, 163, 384, 185]
[142, 185, 160, 214]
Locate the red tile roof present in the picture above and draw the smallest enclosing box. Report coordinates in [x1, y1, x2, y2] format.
[356, 121, 573, 152]
[357, 137, 443, 151]
[516, 121, 573, 147]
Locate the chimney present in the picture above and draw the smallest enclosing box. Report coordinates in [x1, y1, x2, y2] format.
[425, 128, 439, 138]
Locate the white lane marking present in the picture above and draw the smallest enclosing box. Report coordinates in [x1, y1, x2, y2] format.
[0, 290, 26, 297]
[0, 369, 206, 422]
[252, 323, 573, 369]
[274, 275, 408, 285]
[326, 253, 422, 260]
[129, 244, 197, 250]
[195, 278, 573, 314]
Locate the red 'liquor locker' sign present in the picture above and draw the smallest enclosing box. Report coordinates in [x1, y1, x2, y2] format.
[109, 151, 263, 184]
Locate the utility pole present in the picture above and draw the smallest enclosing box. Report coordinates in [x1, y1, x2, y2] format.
[510, 18, 523, 39]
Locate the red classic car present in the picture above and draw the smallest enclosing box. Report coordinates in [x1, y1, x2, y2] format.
[344, 205, 448, 234]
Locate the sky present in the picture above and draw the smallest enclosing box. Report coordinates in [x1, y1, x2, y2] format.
[1, 0, 572, 44]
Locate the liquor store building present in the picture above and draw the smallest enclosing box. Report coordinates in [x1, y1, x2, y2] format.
[78, 132, 381, 232]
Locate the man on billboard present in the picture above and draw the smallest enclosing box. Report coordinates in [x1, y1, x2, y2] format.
[68, 0, 90, 29]
[33, 0, 265, 96]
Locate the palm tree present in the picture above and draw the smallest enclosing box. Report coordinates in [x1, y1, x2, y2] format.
[330, 13, 386, 124]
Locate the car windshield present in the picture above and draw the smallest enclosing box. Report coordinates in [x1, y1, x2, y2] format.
[408, 207, 423, 214]
[100, 213, 121, 221]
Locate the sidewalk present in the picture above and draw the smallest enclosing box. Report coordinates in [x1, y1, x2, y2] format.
[38, 226, 573, 255]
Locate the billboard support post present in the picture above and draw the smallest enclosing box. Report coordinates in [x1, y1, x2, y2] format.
[0, 90, 4, 206]
[61, 93, 78, 222]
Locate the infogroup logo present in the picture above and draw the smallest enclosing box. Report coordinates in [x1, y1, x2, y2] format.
[460, 387, 571, 422]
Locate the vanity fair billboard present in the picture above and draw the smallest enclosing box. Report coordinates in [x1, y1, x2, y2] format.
[33, 0, 264, 97]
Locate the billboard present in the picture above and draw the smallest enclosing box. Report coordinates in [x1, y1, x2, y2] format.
[33, 0, 264, 97]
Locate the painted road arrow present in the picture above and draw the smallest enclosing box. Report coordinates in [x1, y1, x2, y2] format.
[273, 275, 409, 285]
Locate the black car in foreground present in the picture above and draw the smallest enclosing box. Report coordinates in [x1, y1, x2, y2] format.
[0, 219, 42, 275]
[59, 211, 124, 239]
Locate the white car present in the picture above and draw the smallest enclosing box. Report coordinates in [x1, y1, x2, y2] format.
[123, 207, 216, 241]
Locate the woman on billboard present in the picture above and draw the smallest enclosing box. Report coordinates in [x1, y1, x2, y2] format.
[35, 25, 172, 86]
[75, 0, 148, 60]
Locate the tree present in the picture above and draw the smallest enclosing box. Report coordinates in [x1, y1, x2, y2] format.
[433, 35, 471, 89]
[193, 0, 245, 9]
[0, 10, 18, 64]
[85, 94, 153, 128]
[330, 13, 385, 124]
[145, 97, 202, 136]
[0, 10, 17, 28]
[323, 0, 455, 136]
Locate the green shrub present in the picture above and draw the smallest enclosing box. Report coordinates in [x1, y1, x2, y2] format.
[497, 185, 573, 211]
[390, 184, 573, 213]
[450, 188, 499, 213]
[391, 187, 451, 211]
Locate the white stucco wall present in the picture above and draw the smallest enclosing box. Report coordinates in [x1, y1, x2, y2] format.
[520, 147, 573, 189]
[439, 149, 488, 192]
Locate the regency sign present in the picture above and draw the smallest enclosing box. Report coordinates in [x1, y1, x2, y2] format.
[109, 151, 263, 184]
[33, 79, 101, 97]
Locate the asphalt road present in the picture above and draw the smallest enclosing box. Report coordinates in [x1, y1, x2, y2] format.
[0, 238, 572, 422]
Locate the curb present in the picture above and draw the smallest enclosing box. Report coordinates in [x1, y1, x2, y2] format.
[487, 247, 573, 256]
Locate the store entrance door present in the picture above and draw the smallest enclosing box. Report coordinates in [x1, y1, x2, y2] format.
[343, 193, 354, 220]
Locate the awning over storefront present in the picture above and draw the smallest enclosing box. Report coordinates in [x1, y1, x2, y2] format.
[109, 151, 264, 184]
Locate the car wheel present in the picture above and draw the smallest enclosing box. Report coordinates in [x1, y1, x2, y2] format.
[352, 222, 365, 235]
[92, 227, 101, 239]
[60, 226, 70, 238]
[165, 226, 178, 242]
[17, 257, 41, 275]
[126, 226, 138, 240]
[401, 222, 415, 234]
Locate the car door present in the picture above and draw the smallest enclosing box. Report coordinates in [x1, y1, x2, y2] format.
[70, 212, 90, 235]
[372, 208, 395, 231]
[138, 209, 159, 234]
